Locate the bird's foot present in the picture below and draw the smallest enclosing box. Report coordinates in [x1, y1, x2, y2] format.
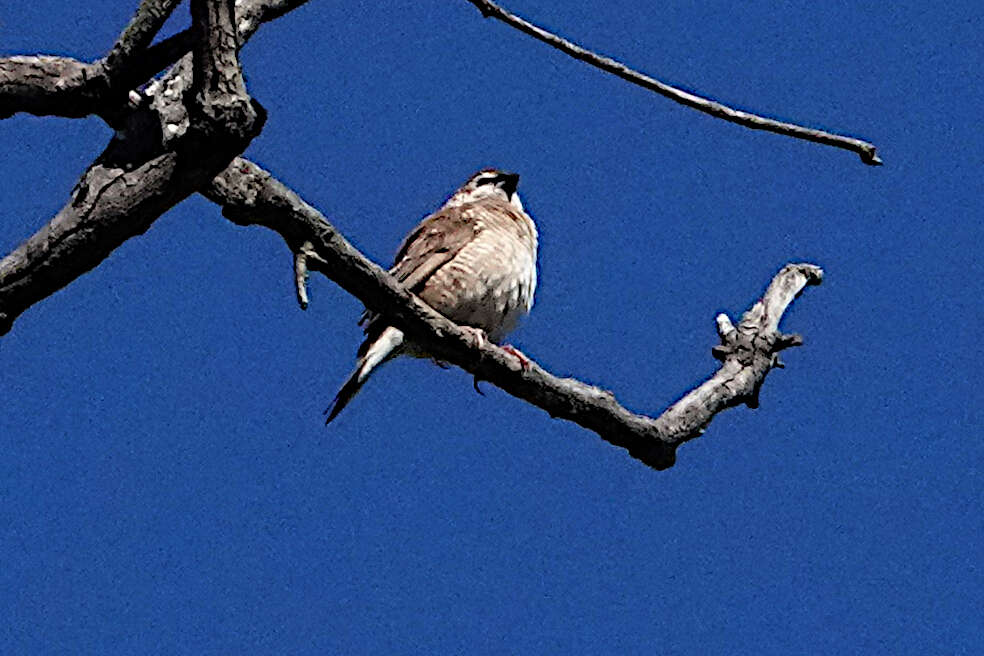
[501, 344, 531, 371]
[460, 326, 489, 349]
[462, 327, 491, 394]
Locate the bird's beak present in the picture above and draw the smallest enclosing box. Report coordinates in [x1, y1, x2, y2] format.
[498, 172, 520, 196]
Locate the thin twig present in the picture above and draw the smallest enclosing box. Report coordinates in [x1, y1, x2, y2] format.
[466, 0, 881, 166]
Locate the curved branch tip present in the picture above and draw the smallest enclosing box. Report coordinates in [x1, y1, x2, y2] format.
[786, 263, 824, 286]
[860, 147, 883, 166]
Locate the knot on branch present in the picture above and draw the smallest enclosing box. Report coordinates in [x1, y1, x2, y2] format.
[218, 164, 268, 225]
[712, 327, 804, 363]
[712, 312, 760, 362]
[186, 94, 266, 144]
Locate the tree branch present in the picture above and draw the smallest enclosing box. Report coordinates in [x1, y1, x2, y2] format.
[0, 0, 317, 333]
[204, 158, 823, 469]
[117, 0, 310, 92]
[103, 0, 184, 78]
[188, 0, 257, 132]
[0, 1, 179, 120]
[0, 0, 308, 121]
[0, 56, 105, 119]
[0, 0, 271, 335]
[466, 0, 881, 166]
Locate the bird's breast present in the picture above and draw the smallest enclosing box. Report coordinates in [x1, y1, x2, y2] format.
[421, 223, 537, 343]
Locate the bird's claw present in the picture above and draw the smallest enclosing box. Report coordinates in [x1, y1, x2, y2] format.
[460, 326, 489, 349]
[501, 344, 531, 371]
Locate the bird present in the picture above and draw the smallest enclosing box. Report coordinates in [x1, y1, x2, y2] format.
[324, 168, 538, 423]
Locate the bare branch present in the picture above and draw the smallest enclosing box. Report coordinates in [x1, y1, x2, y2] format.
[0, 0, 318, 332]
[103, 0, 184, 78]
[125, 0, 311, 85]
[243, 0, 314, 25]
[0, 0, 180, 120]
[654, 264, 822, 429]
[466, 0, 881, 166]
[0, 0, 276, 334]
[0, 124, 270, 336]
[204, 159, 823, 469]
[0, 56, 106, 119]
[0, 0, 309, 121]
[188, 0, 258, 133]
[110, 0, 312, 110]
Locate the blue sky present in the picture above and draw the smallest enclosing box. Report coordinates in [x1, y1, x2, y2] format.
[1, 1, 980, 653]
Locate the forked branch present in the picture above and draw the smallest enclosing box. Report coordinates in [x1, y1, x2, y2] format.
[0, 0, 307, 122]
[0, 0, 180, 121]
[0, 0, 267, 335]
[466, 0, 881, 165]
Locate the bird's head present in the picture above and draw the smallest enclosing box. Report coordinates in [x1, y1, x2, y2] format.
[444, 168, 523, 211]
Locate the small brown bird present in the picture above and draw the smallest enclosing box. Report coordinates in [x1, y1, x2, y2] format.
[325, 168, 538, 423]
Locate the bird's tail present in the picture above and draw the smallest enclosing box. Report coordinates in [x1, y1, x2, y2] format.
[324, 326, 404, 424]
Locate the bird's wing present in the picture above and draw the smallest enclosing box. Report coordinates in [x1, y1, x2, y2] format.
[389, 205, 480, 292]
[356, 205, 481, 348]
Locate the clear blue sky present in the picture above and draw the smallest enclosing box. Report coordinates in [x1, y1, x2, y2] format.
[1, 1, 980, 653]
